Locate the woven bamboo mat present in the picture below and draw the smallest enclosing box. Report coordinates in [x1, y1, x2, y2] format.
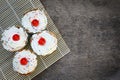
[0, 0, 70, 79]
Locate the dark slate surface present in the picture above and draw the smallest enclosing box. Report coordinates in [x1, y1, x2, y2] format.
[33, 0, 120, 80]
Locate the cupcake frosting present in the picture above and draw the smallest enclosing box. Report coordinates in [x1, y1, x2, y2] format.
[31, 30, 57, 56]
[13, 50, 37, 74]
[22, 9, 47, 33]
[1, 26, 28, 51]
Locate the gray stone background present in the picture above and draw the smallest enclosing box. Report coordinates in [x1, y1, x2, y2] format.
[33, 0, 120, 80]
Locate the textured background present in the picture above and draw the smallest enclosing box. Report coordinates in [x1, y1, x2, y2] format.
[33, 0, 120, 80]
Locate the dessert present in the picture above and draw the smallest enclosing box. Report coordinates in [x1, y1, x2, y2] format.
[31, 30, 57, 56]
[13, 50, 37, 75]
[1, 26, 28, 51]
[22, 9, 47, 33]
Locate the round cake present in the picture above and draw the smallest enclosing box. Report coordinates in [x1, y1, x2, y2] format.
[22, 9, 47, 33]
[13, 50, 37, 75]
[31, 30, 57, 56]
[1, 26, 28, 51]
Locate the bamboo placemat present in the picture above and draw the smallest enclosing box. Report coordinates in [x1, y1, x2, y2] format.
[0, 0, 70, 79]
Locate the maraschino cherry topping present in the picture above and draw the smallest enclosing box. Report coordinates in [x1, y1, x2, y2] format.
[38, 37, 46, 46]
[20, 57, 28, 65]
[12, 34, 20, 41]
[31, 19, 39, 27]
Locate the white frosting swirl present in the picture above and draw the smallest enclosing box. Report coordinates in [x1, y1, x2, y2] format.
[13, 50, 37, 74]
[22, 10, 47, 33]
[31, 31, 57, 56]
[1, 26, 28, 51]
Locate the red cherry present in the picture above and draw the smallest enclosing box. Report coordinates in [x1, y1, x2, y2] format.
[31, 19, 39, 27]
[12, 34, 20, 41]
[20, 57, 28, 65]
[38, 37, 46, 46]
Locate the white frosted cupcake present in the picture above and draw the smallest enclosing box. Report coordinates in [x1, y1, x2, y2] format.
[31, 30, 57, 56]
[13, 50, 37, 75]
[22, 9, 47, 33]
[1, 26, 28, 51]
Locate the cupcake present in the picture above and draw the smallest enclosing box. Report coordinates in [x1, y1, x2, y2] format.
[22, 9, 47, 33]
[1, 26, 28, 51]
[13, 50, 37, 75]
[31, 30, 57, 56]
